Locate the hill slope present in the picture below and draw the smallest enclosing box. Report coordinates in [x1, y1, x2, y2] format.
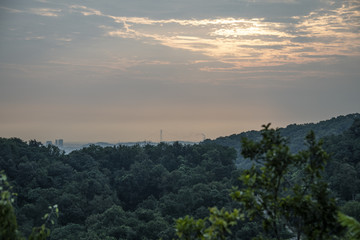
[205, 113, 360, 169]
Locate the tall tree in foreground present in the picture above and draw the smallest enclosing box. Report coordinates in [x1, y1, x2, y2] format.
[176, 124, 344, 239]
[0, 172, 59, 240]
[234, 124, 341, 239]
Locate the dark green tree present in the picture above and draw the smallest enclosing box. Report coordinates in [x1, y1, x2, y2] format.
[0, 173, 21, 239]
[176, 124, 344, 240]
[1, 172, 58, 240]
[235, 124, 342, 239]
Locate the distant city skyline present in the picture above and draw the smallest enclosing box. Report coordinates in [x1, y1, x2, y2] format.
[1, 0, 359, 142]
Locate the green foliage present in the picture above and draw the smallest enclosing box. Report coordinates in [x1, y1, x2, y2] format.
[176, 124, 345, 240]
[233, 124, 341, 239]
[28, 224, 50, 240]
[323, 118, 360, 201]
[204, 207, 243, 239]
[176, 215, 206, 240]
[210, 113, 360, 168]
[176, 207, 242, 240]
[1, 172, 59, 240]
[341, 201, 360, 221]
[49, 223, 86, 240]
[0, 172, 23, 240]
[0, 138, 237, 239]
[338, 212, 360, 240]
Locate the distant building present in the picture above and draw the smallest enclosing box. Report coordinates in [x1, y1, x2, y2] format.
[45, 141, 52, 146]
[55, 139, 63, 147]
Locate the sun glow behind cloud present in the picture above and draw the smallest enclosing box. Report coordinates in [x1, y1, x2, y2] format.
[65, 2, 360, 74]
[4, 2, 359, 76]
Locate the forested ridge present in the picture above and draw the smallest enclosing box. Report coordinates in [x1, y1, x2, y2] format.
[1, 113, 360, 239]
[1, 139, 238, 239]
[208, 113, 360, 169]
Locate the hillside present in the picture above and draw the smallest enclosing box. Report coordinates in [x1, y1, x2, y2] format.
[0, 139, 239, 239]
[206, 113, 360, 169]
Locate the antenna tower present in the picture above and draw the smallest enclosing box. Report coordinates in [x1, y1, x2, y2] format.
[201, 133, 206, 141]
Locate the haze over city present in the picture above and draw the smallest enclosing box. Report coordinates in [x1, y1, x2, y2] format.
[0, 0, 359, 143]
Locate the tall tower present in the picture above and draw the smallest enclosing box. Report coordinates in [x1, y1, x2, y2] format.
[160, 129, 163, 142]
[201, 133, 206, 141]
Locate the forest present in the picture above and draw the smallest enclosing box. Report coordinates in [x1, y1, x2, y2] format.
[1, 113, 360, 239]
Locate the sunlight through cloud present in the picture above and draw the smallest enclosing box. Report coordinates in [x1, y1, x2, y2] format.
[80, 1, 359, 72]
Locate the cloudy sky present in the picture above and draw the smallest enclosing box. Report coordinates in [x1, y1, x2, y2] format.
[0, 0, 359, 143]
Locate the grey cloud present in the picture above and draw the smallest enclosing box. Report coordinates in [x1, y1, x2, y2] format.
[291, 47, 316, 52]
[0, 0, 335, 21]
[290, 36, 337, 44]
[291, 36, 315, 43]
[301, 54, 347, 59]
[50, 0, 328, 19]
[238, 44, 285, 49]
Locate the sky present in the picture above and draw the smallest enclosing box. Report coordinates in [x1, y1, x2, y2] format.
[0, 0, 359, 143]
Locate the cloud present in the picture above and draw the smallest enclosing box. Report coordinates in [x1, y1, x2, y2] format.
[48, 56, 171, 73]
[2, 1, 358, 78]
[69, 5, 102, 16]
[0, 6, 23, 13]
[93, 1, 359, 72]
[0, 5, 62, 17]
[56, 37, 72, 42]
[25, 36, 45, 41]
[29, 8, 62, 17]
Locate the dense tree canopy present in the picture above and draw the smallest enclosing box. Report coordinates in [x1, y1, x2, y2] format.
[1, 114, 360, 239]
[0, 138, 238, 239]
[176, 123, 360, 240]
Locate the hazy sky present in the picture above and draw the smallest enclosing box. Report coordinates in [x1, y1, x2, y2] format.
[0, 0, 359, 143]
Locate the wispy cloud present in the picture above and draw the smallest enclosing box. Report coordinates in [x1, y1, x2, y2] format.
[49, 56, 170, 73]
[3, 1, 358, 75]
[25, 36, 45, 41]
[0, 6, 23, 13]
[56, 37, 72, 42]
[1, 5, 62, 17]
[69, 5, 102, 16]
[66, 2, 360, 72]
[29, 8, 62, 17]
